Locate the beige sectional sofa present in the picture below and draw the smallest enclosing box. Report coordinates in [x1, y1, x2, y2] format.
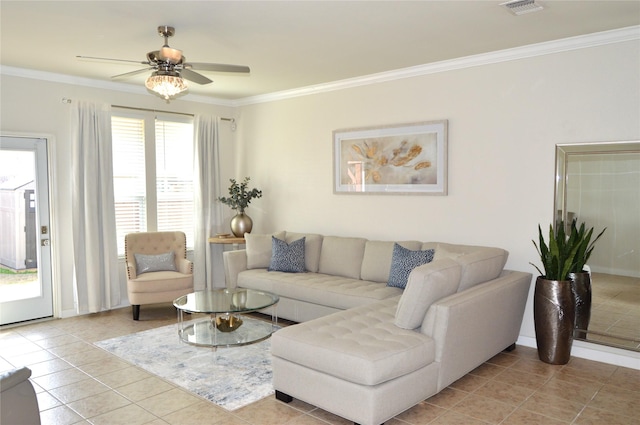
[223, 231, 532, 425]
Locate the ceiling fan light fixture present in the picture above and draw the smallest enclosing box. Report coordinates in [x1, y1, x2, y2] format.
[145, 73, 187, 100]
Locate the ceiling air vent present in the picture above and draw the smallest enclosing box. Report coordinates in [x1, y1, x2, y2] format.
[500, 0, 544, 16]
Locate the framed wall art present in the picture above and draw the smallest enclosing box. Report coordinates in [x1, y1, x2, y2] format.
[333, 120, 448, 195]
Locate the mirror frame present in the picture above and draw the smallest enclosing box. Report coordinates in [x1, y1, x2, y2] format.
[555, 141, 640, 226]
[554, 140, 640, 350]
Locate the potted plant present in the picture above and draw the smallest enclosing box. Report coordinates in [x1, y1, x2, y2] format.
[218, 177, 263, 237]
[531, 222, 580, 364]
[567, 221, 606, 340]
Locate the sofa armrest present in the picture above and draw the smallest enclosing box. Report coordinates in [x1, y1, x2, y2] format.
[421, 270, 532, 391]
[126, 262, 137, 280]
[0, 367, 40, 425]
[223, 249, 248, 289]
[0, 367, 32, 392]
[176, 258, 193, 274]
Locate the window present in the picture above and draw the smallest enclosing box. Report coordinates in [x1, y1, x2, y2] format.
[112, 111, 194, 254]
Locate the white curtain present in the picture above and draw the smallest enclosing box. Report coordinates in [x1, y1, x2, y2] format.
[70, 100, 120, 313]
[193, 115, 223, 289]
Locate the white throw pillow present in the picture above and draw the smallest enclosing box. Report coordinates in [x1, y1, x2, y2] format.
[245, 231, 286, 269]
[395, 258, 461, 329]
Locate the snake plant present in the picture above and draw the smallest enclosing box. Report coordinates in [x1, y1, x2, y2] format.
[531, 220, 606, 280]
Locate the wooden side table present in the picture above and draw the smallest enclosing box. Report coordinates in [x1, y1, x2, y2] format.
[208, 236, 246, 245]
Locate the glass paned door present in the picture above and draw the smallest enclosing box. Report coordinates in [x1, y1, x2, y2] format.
[0, 136, 53, 325]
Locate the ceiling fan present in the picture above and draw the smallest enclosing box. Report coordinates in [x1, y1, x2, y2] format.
[77, 25, 250, 98]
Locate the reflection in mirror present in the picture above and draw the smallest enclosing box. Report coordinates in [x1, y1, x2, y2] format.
[555, 141, 640, 351]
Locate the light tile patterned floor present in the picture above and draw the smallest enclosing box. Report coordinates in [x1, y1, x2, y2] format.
[1, 305, 638, 425]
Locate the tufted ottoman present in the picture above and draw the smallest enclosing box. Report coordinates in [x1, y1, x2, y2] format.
[271, 297, 439, 425]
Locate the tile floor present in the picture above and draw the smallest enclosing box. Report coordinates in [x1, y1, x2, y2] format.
[1, 304, 639, 425]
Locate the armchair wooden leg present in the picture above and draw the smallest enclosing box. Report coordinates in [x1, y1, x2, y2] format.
[132, 305, 140, 321]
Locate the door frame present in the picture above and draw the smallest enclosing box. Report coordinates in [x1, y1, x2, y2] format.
[1, 132, 61, 321]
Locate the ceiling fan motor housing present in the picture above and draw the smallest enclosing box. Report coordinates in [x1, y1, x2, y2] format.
[147, 49, 184, 65]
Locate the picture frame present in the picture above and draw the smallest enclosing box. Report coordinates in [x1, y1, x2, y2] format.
[333, 120, 448, 195]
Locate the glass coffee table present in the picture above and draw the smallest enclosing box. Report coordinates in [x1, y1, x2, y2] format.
[173, 288, 279, 348]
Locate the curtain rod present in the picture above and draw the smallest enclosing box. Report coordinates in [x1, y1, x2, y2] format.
[61, 98, 235, 122]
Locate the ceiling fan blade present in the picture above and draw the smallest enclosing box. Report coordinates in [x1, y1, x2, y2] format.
[181, 68, 213, 85]
[77, 55, 148, 65]
[111, 67, 155, 80]
[185, 62, 250, 73]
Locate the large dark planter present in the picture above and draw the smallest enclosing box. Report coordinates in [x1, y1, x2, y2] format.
[534, 276, 576, 365]
[569, 271, 592, 340]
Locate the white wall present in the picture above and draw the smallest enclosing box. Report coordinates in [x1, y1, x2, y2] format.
[0, 76, 237, 316]
[236, 41, 639, 352]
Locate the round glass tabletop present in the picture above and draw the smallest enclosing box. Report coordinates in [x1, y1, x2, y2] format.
[173, 288, 279, 314]
[173, 289, 280, 348]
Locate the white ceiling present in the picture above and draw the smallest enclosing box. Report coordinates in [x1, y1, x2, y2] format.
[1, 1, 639, 102]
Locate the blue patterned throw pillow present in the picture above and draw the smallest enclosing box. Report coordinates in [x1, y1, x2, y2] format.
[387, 243, 435, 289]
[268, 236, 306, 273]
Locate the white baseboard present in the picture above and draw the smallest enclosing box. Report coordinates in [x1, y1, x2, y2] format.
[517, 336, 640, 370]
[60, 308, 78, 319]
[59, 300, 130, 319]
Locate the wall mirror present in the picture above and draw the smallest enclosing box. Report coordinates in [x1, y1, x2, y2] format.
[555, 141, 640, 351]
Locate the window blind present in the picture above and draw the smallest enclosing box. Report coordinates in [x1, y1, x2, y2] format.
[112, 116, 146, 254]
[111, 112, 195, 255]
[155, 119, 195, 249]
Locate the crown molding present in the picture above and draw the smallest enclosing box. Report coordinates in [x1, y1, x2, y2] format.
[233, 25, 640, 107]
[0, 66, 236, 107]
[2, 25, 637, 108]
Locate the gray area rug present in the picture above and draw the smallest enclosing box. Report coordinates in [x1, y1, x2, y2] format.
[94, 320, 274, 410]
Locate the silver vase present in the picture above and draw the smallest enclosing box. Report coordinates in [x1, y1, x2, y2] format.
[230, 212, 253, 237]
[534, 276, 576, 365]
[569, 271, 592, 340]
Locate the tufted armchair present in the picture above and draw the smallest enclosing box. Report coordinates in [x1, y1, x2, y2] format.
[125, 231, 194, 320]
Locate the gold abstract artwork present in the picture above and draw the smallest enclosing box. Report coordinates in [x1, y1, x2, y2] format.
[340, 132, 438, 186]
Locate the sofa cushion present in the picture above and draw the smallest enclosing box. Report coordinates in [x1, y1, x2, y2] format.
[422, 243, 508, 292]
[246, 231, 286, 269]
[432, 244, 464, 262]
[127, 271, 193, 293]
[269, 237, 306, 273]
[387, 244, 435, 289]
[238, 269, 402, 310]
[361, 240, 422, 283]
[271, 298, 435, 386]
[285, 232, 323, 273]
[134, 251, 176, 275]
[395, 258, 461, 329]
[318, 236, 367, 279]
